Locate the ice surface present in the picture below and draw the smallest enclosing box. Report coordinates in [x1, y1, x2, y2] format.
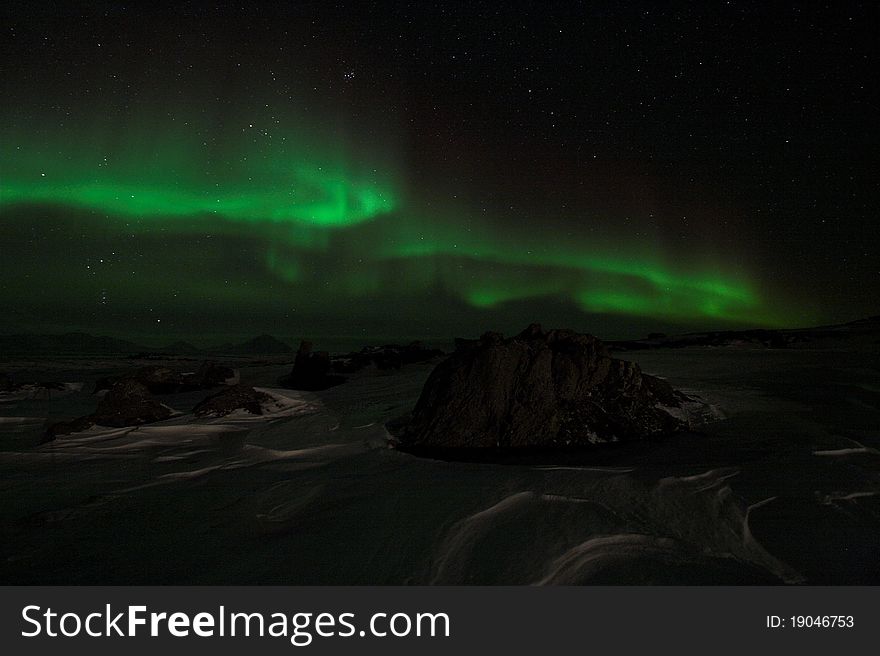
[1, 349, 879, 584]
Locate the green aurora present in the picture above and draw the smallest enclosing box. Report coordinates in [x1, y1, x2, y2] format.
[1, 113, 791, 340]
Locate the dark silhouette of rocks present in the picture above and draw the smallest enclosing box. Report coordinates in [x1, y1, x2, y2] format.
[125, 366, 185, 394]
[193, 385, 272, 417]
[389, 324, 696, 450]
[279, 341, 346, 391]
[331, 341, 445, 373]
[91, 380, 173, 427]
[49, 379, 173, 437]
[189, 361, 238, 388]
[1, 379, 79, 400]
[92, 376, 115, 394]
[276, 339, 444, 387]
[45, 416, 94, 439]
[92, 368, 172, 394]
[93, 361, 237, 395]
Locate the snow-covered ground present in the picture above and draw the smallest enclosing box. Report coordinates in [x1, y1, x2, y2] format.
[1, 348, 878, 584]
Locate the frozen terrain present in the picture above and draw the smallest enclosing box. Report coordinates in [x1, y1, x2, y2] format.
[1, 348, 878, 584]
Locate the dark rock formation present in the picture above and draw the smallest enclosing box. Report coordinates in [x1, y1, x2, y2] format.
[47, 416, 96, 438]
[91, 380, 174, 427]
[93, 366, 181, 394]
[390, 324, 696, 450]
[93, 361, 237, 395]
[129, 366, 185, 394]
[193, 385, 272, 417]
[92, 376, 115, 394]
[279, 341, 346, 390]
[1, 380, 79, 400]
[388, 341, 445, 366]
[331, 341, 445, 373]
[49, 379, 173, 437]
[187, 361, 237, 388]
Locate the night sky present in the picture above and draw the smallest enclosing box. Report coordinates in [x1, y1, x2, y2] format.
[1, 1, 877, 345]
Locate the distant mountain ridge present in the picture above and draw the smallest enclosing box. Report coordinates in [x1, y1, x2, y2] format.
[0, 332, 142, 355]
[2, 316, 877, 357]
[0, 332, 293, 357]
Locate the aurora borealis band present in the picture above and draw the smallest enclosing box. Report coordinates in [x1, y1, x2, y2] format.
[1, 3, 876, 344]
[0, 119, 772, 336]
[1, 120, 397, 229]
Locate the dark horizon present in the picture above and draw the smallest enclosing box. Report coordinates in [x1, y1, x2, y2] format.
[2, 312, 877, 354]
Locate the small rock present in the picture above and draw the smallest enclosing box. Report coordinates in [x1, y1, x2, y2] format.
[330, 341, 444, 373]
[46, 416, 95, 438]
[193, 385, 272, 417]
[186, 361, 238, 388]
[90, 380, 173, 427]
[280, 341, 346, 391]
[48, 379, 173, 437]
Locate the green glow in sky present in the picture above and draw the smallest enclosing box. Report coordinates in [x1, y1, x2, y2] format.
[380, 225, 773, 324]
[1, 115, 397, 228]
[1, 170, 395, 228]
[0, 113, 788, 336]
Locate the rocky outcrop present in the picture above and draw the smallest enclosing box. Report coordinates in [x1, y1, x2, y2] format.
[331, 341, 445, 373]
[93, 362, 237, 395]
[1, 380, 82, 401]
[125, 366, 184, 394]
[188, 361, 238, 388]
[91, 379, 174, 427]
[279, 341, 346, 391]
[49, 379, 173, 437]
[45, 415, 94, 439]
[193, 385, 272, 417]
[390, 324, 699, 450]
